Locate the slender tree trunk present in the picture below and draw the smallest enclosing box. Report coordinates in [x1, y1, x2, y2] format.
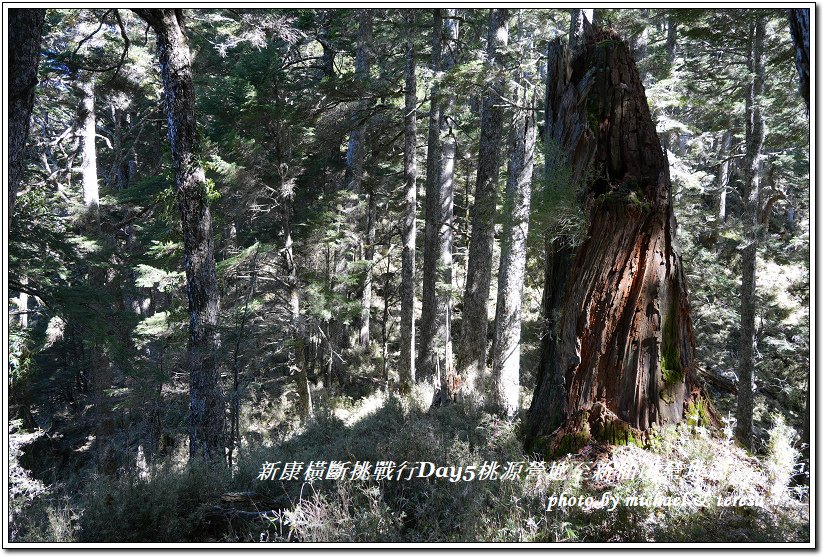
[134, 8, 225, 463]
[399, 10, 418, 395]
[736, 17, 766, 449]
[382, 248, 393, 389]
[8, 8, 46, 220]
[491, 78, 536, 417]
[270, 69, 312, 421]
[16, 278, 29, 329]
[458, 8, 509, 398]
[328, 11, 373, 374]
[76, 70, 115, 469]
[283, 206, 313, 422]
[318, 9, 336, 79]
[342, 9, 374, 348]
[718, 131, 733, 221]
[788, 8, 810, 112]
[360, 189, 376, 346]
[78, 76, 100, 214]
[430, 10, 460, 407]
[666, 16, 678, 64]
[525, 25, 701, 454]
[227, 248, 257, 469]
[802, 372, 810, 467]
[419, 9, 444, 384]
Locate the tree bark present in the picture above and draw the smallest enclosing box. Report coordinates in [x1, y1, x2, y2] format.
[491, 78, 536, 417]
[8, 8, 46, 220]
[419, 9, 444, 384]
[788, 9, 810, 112]
[666, 15, 678, 64]
[535, 37, 579, 435]
[271, 70, 312, 423]
[717, 130, 733, 221]
[457, 8, 509, 398]
[525, 25, 701, 454]
[76, 68, 115, 468]
[77, 75, 100, 214]
[134, 8, 225, 463]
[16, 278, 29, 329]
[399, 10, 418, 395]
[736, 17, 766, 449]
[569, 9, 593, 51]
[359, 189, 376, 346]
[430, 10, 460, 407]
[343, 9, 374, 348]
[317, 9, 336, 79]
[283, 205, 313, 423]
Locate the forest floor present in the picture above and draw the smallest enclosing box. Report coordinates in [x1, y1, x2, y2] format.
[9, 427, 47, 502]
[7, 389, 810, 543]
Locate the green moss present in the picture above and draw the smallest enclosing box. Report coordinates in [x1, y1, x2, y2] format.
[660, 297, 683, 386]
[594, 39, 623, 48]
[539, 408, 648, 458]
[599, 187, 652, 214]
[685, 396, 711, 428]
[552, 430, 591, 458]
[596, 418, 644, 448]
[625, 189, 652, 212]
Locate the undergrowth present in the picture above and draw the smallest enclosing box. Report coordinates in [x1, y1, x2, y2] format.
[9, 392, 809, 543]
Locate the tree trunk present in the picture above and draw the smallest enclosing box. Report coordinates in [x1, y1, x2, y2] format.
[535, 37, 579, 436]
[283, 206, 313, 422]
[457, 8, 509, 398]
[736, 17, 766, 449]
[270, 69, 311, 423]
[343, 9, 374, 348]
[76, 69, 115, 469]
[568, 9, 593, 51]
[525, 25, 701, 455]
[718, 130, 733, 221]
[399, 10, 418, 395]
[419, 9, 444, 384]
[16, 278, 29, 329]
[491, 78, 536, 417]
[8, 8, 46, 220]
[788, 8, 810, 112]
[666, 16, 678, 64]
[430, 10, 460, 407]
[359, 189, 376, 346]
[78, 76, 100, 214]
[134, 8, 225, 463]
[802, 372, 810, 468]
[381, 248, 393, 389]
[318, 9, 336, 79]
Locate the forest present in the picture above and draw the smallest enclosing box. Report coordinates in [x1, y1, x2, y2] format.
[5, 7, 811, 544]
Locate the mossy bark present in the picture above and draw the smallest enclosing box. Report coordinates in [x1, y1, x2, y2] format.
[525, 25, 701, 454]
